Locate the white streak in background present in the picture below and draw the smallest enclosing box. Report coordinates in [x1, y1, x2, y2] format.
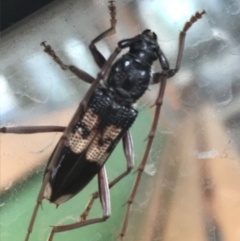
[196, 149, 219, 159]
[144, 163, 157, 176]
[4, 181, 13, 191]
[63, 38, 98, 74]
[0, 75, 18, 115]
[63, 38, 112, 77]
[226, 1, 240, 15]
[159, 1, 192, 22]
[23, 55, 75, 103]
[139, 0, 194, 31]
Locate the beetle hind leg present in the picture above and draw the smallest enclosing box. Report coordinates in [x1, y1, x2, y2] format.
[80, 131, 134, 221]
[47, 166, 111, 241]
[0, 125, 66, 134]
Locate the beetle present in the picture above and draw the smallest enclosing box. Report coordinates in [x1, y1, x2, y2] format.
[0, 1, 205, 240]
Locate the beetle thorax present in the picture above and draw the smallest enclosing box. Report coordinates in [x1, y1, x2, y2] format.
[106, 54, 152, 104]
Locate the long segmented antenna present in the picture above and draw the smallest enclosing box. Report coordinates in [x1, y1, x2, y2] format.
[119, 10, 206, 240]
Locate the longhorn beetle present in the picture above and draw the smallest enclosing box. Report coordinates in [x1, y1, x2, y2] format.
[0, 1, 206, 240]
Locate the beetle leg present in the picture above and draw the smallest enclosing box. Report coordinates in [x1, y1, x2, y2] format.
[110, 131, 134, 188]
[47, 166, 111, 241]
[154, 10, 206, 81]
[89, 1, 117, 68]
[22, 44, 121, 239]
[41, 1, 117, 79]
[24, 134, 69, 241]
[119, 10, 206, 240]
[25, 152, 62, 241]
[119, 75, 167, 240]
[32, 45, 121, 241]
[80, 130, 134, 221]
[172, 10, 206, 74]
[0, 125, 65, 134]
[153, 11, 206, 85]
[41, 41, 95, 84]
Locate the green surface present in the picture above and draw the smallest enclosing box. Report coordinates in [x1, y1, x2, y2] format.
[0, 109, 154, 241]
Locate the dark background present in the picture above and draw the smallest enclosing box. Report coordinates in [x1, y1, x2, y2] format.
[1, 0, 54, 31]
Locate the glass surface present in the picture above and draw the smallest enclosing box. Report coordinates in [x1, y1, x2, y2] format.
[1, 0, 240, 240]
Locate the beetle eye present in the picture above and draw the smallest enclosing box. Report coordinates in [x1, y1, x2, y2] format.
[142, 30, 157, 40]
[142, 29, 151, 35]
[153, 32, 157, 39]
[148, 31, 157, 39]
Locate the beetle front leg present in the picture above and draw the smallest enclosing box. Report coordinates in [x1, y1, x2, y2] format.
[89, 1, 117, 68]
[173, 10, 206, 74]
[47, 166, 111, 241]
[154, 10, 206, 80]
[119, 11, 206, 240]
[41, 1, 117, 81]
[41, 42, 95, 84]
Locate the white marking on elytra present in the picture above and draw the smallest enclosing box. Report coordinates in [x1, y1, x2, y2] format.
[65, 108, 122, 165]
[65, 109, 99, 154]
[86, 125, 121, 165]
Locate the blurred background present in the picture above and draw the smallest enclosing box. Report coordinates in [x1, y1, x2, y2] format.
[1, 0, 240, 240]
